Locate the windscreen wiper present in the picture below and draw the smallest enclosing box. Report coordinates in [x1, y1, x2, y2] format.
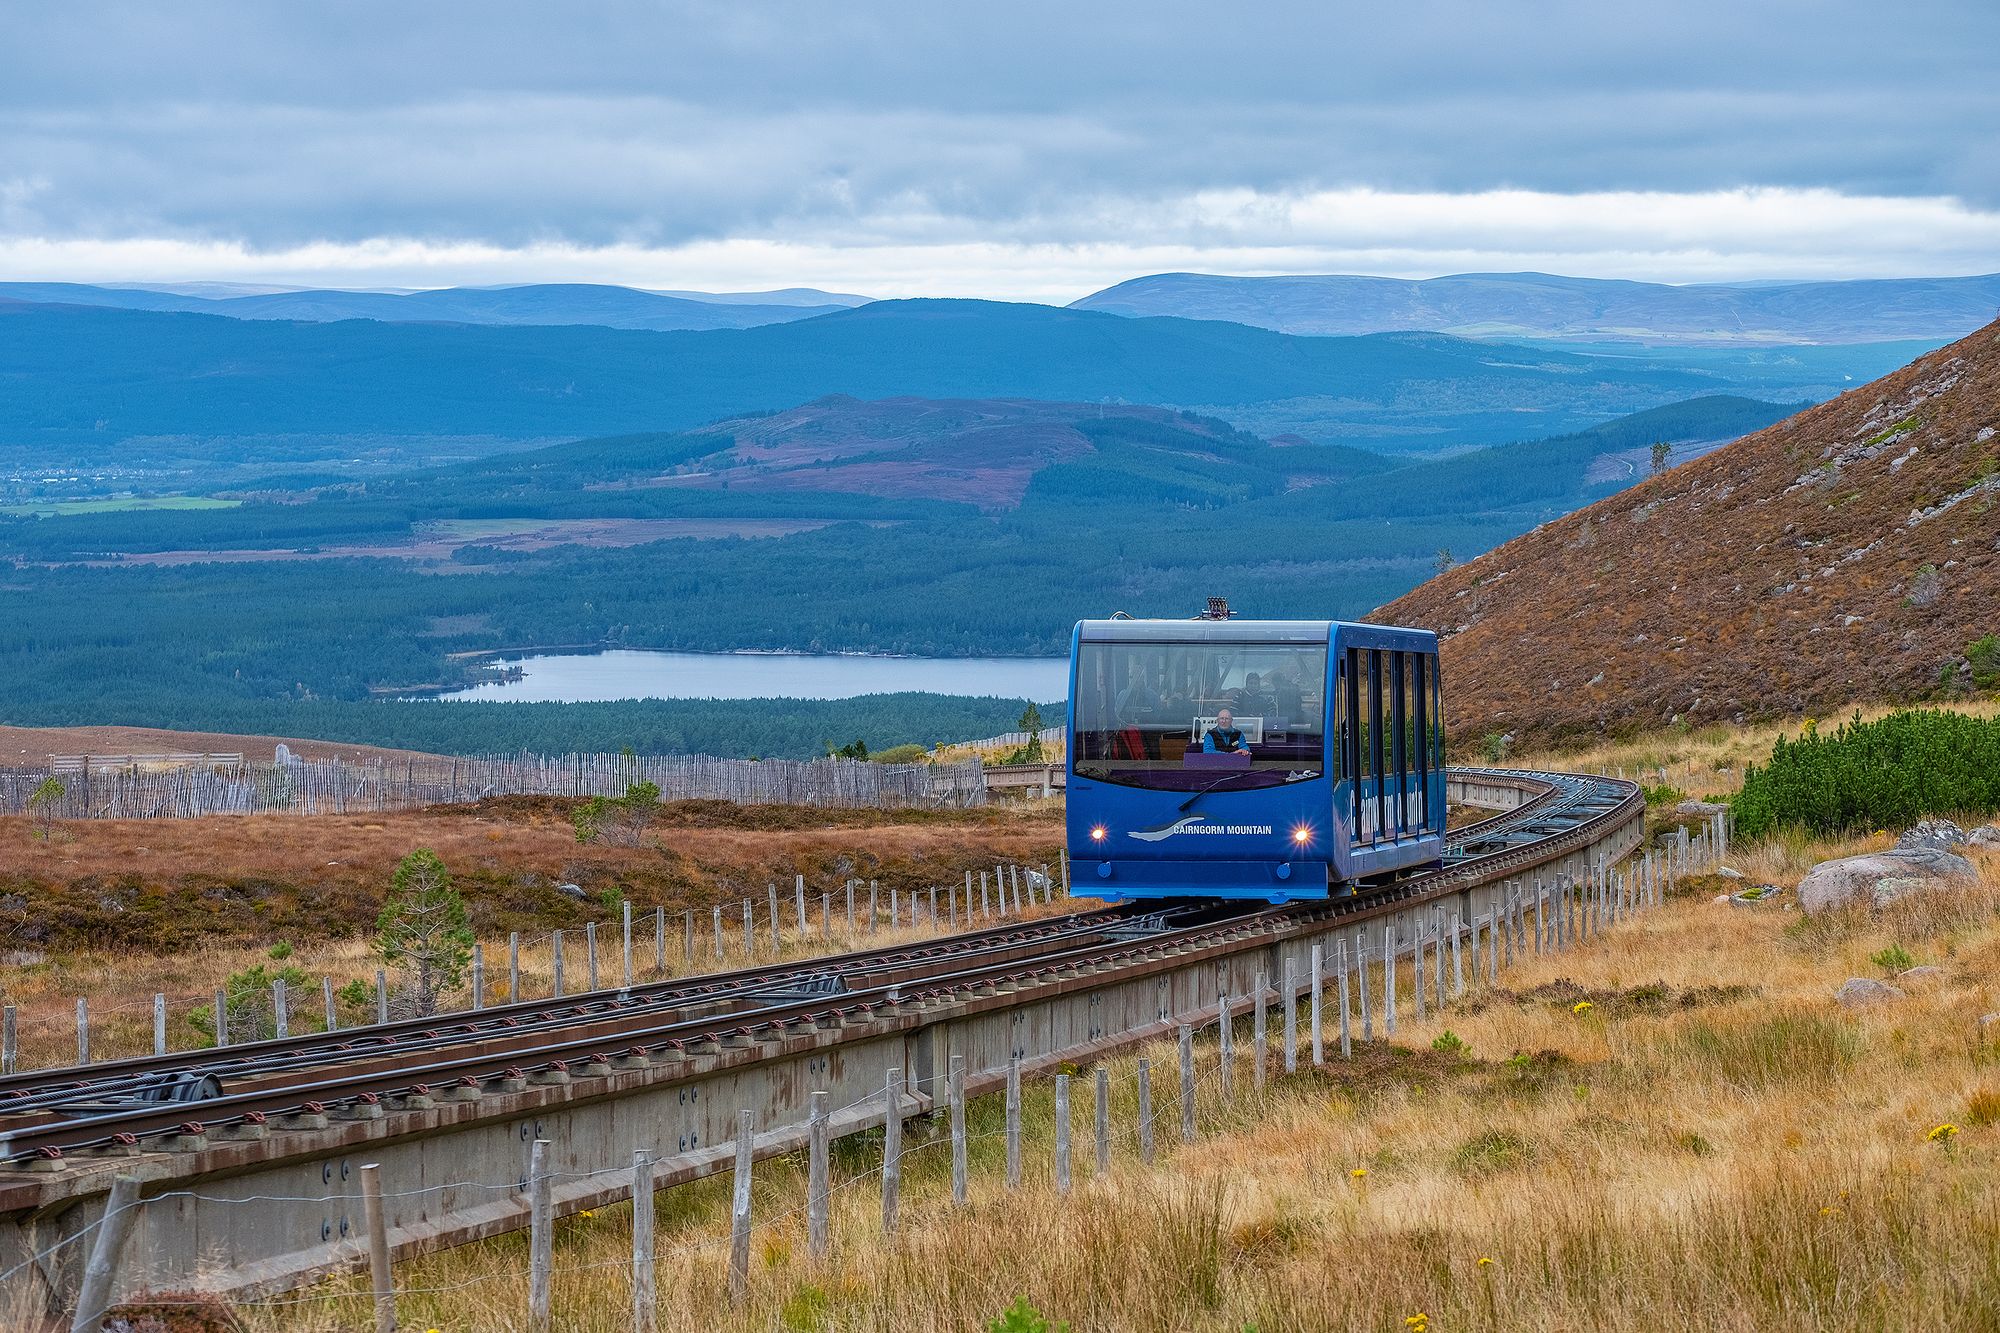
[1177, 770, 1261, 813]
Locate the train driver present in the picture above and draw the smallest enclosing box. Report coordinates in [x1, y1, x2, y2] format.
[1201, 708, 1252, 756]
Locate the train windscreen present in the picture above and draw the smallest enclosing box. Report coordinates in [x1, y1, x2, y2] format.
[1072, 641, 1326, 791]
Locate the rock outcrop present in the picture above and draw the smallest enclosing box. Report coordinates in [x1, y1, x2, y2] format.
[1797, 847, 1975, 915]
[1836, 978, 1905, 1007]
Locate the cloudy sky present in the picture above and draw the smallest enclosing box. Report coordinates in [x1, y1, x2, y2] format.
[4, 1, 1997, 300]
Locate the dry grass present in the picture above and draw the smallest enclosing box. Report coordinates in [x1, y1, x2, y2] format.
[0, 797, 1062, 1068]
[211, 836, 2000, 1332]
[1497, 697, 2000, 803]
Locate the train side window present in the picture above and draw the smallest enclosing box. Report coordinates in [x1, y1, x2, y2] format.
[1368, 650, 1386, 843]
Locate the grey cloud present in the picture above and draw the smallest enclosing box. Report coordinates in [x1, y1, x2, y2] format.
[1, 0, 1996, 249]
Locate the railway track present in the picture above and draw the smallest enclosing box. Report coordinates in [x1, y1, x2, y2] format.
[0, 767, 1626, 1166]
[0, 766, 1650, 1314]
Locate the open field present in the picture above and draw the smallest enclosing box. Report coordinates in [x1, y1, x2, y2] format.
[193, 818, 2000, 1331]
[0, 495, 240, 517]
[0, 723, 444, 767]
[0, 797, 1063, 1063]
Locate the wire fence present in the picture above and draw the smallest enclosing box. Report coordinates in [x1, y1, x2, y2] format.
[0, 751, 988, 820]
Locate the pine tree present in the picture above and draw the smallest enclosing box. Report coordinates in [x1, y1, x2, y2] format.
[375, 848, 474, 1017]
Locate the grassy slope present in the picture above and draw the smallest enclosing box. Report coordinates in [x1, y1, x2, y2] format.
[42, 709, 1992, 1331]
[220, 815, 2000, 1331]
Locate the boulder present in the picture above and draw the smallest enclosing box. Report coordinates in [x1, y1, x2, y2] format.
[1836, 978, 1905, 1007]
[556, 882, 588, 900]
[1716, 866, 1745, 880]
[1896, 965, 1944, 984]
[1970, 825, 2000, 848]
[1898, 818, 1968, 852]
[1797, 847, 1976, 915]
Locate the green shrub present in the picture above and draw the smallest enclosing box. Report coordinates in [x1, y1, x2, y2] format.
[1449, 1128, 1535, 1176]
[1869, 944, 1916, 975]
[1732, 709, 2000, 838]
[1431, 1030, 1470, 1056]
[871, 743, 929, 765]
[989, 1298, 1070, 1333]
[1968, 635, 2000, 691]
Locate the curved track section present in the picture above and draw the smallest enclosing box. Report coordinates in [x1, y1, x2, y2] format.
[0, 767, 1647, 1309]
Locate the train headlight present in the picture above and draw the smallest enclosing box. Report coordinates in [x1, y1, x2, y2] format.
[1090, 825, 1107, 842]
[1291, 825, 1313, 846]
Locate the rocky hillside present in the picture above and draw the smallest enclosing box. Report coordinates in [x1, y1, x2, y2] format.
[1377, 319, 2000, 743]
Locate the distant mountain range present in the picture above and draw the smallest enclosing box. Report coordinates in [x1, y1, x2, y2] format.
[0, 281, 870, 332]
[1073, 271, 2000, 346]
[1377, 314, 2000, 740]
[0, 297, 1750, 480]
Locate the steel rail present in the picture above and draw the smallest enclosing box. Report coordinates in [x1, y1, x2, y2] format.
[0, 768, 1638, 1165]
[0, 781, 1553, 1107]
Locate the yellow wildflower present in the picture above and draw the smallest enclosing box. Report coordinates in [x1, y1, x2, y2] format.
[1404, 1317, 1429, 1331]
[1477, 1256, 1496, 1268]
[1819, 1206, 1842, 1217]
[1927, 1123, 1959, 1143]
[1349, 1167, 1369, 1180]
[579, 1208, 596, 1219]
[1572, 1000, 1593, 1015]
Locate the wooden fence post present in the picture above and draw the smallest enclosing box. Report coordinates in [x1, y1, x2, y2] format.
[1412, 924, 1426, 1021]
[70, 1175, 141, 1333]
[622, 902, 634, 989]
[949, 1055, 968, 1206]
[768, 883, 782, 951]
[510, 932, 522, 1000]
[654, 906, 665, 976]
[214, 988, 229, 1047]
[1352, 928, 1368, 1032]
[76, 998, 88, 1066]
[1283, 957, 1298, 1074]
[1434, 907, 1446, 1000]
[1217, 983, 1233, 1101]
[553, 931, 567, 997]
[728, 1110, 754, 1303]
[882, 1067, 903, 1235]
[631, 1151, 657, 1333]
[586, 922, 599, 991]
[872, 879, 882, 933]
[1452, 911, 1465, 993]
[470, 945, 484, 1011]
[742, 900, 754, 957]
[793, 874, 807, 935]
[153, 993, 167, 1057]
[360, 1163, 395, 1333]
[1178, 1025, 1196, 1143]
[807, 1090, 830, 1258]
[528, 1139, 552, 1333]
[846, 881, 856, 936]
[1382, 927, 1396, 1036]
[1337, 940, 1353, 1059]
[1310, 944, 1325, 1066]
[1251, 970, 1267, 1093]
[3, 1004, 15, 1073]
[710, 908, 722, 962]
[1137, 1055, 1157, 1164]
[1005, 1057, 1023, 1188]
[1094, 1065, 1110, 1175]
[980, 870, 991, 918]
[273, 978, 288, 1039]
[1054, 1073, 1073, 1194]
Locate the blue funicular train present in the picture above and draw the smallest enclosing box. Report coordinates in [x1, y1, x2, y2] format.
[1066, 598, 1446, 904]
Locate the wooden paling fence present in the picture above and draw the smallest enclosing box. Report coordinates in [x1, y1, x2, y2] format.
[0, 752, 986, 820]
